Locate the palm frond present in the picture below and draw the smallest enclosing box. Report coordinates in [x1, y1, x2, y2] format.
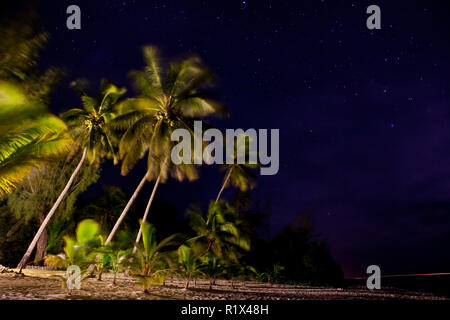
[98, 80, 127, 113]
[0, 81, 71, 196]
[142, 46, 163, 94]
[175, 97, 226, 118]
[80, 95, 96, 112]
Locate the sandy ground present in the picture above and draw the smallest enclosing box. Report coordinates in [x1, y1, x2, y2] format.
[0, 269, 448, 300]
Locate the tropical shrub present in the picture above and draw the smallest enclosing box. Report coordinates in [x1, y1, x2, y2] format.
[45, 219, 102, 270]
[45, 219, 102, 295]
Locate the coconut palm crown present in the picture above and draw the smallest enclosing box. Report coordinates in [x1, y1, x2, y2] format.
[61, 80, 127, 163]
[109, 45, 226, 183]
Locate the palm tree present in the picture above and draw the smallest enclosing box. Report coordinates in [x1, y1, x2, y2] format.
[0, 81, 70, 197]
[127, 221, 181, 292]
[215, 133, 258, 204]
[16, 80, 126, 271]
[177, 244, 204, 290]
[187, 200, 250, 261]
[201, 253, 226, 290]
[106, 45, 225, 245]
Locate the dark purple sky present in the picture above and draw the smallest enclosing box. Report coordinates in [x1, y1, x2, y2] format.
[11, 0, 450, 276]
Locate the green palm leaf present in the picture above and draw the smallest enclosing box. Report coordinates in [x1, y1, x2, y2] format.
[0, 81, 71, 196]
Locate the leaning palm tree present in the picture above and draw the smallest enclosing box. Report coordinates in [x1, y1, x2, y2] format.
[17, 80, 126, 271]
[105, 45, 225, 245]
[215, 133, 258, 204]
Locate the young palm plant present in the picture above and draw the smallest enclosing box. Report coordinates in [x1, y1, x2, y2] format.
[95, 238, 130, 284]
[177, 244, 204, 290]
[187, 200, 250, 261]
[126, 221, 182, 292]
[46, 219, 102, 295]
[17, 80, 126, 271]
[105, 45, 225, 246]
[201, 253, 226, 290]
[94, 230, 133, 282]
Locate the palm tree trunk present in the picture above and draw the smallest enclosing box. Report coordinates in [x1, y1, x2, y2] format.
[34, 213, 48, 266]
[200, 238, 215, 257]
[207, 167, 234, 226]
[132, 173, 161, 253]
[105, 170, 149, 244]
[215, 167, 233, 203]
[17, 147, 87, 272]
[97, 265, 105, 281]
[34, 230, 48, 265]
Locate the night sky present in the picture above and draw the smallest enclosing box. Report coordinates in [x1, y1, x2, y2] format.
[6, 0, 450, 277]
